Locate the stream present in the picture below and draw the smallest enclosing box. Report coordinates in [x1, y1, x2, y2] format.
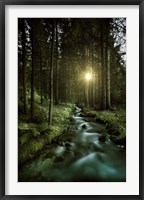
[19, 106, 126, 182]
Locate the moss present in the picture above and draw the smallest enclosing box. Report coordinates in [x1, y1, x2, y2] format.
[19, 133, 30, 145]
[110, 135, 126, 145]
[19, 157, 55, 181]
[19, 135, 46, 165]
[30, 140, 44, 152]
[18, 103, 74, 165]
[96, 111, 126, 137]
[81, 108, 126, 145]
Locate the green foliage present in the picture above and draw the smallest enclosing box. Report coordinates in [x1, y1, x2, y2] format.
[19, 127, 40, 146]
[19, 139, 44, 165]
[18, 103, 74, 165]
[96, 110, 126, 137]
[82, 107, 126, 142]
[46, 126, 63, 143]
[19, 133, 29, 145]
[18, 17, 126, 166]
[53, 104, 74, 125]
[30, 140, 44, 152]
[19, 157, 55, 181]
[34, 91, 41, 103]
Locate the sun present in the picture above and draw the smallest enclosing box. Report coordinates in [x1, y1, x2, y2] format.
[85, 73, 91, 80]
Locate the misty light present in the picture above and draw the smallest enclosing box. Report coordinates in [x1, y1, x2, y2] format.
[85, 73, 92, 81]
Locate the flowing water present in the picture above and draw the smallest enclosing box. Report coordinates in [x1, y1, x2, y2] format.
[19, 106, 126, 182]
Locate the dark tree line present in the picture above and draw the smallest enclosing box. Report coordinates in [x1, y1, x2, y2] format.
[18, 18, 126, 124]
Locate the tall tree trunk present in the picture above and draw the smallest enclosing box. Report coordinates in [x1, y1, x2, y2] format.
[105, 19, 111, 109]
[48, 22, 55, 125]
[106, 49, 111, 109]
[46, 59, 49, 100]
[55, 20, 59, 104]
[22, 19, 26, 114]
[85, 81, 89, 107]
[40, 50, 43, 104]
[101, 22, 106, 110]
[82, 46, 86, 105]
[91, 42, 95, 107]
[31, 19, 36, 120]
[98, 53, 102, 106]
[39, 19, 43, 105]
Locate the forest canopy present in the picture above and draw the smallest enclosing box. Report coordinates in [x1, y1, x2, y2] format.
[18, 18, 126, 124]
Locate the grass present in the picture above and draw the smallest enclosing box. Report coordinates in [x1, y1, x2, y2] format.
[18, 102, 74, 165]
[81, 107, 126, 145]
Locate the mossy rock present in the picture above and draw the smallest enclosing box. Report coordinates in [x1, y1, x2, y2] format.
[80, 112, 87, 117]
[110, 135, 126, 146]
[99, 134, 109, 142]
[82, 124, 87, 129]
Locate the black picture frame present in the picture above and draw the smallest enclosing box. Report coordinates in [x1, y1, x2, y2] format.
[0, 0, 143, 199]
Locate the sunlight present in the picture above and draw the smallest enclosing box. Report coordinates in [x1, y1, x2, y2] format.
[85, 73, 92, 81]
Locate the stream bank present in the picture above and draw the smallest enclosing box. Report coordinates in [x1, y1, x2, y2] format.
[19, 106, 126, 182]
[18, 103, 74, 166]
[79, 106, 126, 146]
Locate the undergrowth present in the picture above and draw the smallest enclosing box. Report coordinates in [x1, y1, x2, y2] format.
[18, 102, 74, 165]
[81, 107, 126, 145]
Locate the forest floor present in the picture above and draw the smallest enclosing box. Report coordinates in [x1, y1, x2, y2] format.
[19, 105, 126, 182]
[79, 106, 126, 146]
[18, 102, 75, 166]
[18, 102, 126, 167]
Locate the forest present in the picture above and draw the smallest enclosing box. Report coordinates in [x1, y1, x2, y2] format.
[18, 18, 126, 182]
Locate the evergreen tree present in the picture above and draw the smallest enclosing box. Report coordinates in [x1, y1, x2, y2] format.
[48, 20, 55, 125]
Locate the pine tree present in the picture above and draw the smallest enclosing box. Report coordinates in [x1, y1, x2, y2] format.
[48, 20, 55, 125]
